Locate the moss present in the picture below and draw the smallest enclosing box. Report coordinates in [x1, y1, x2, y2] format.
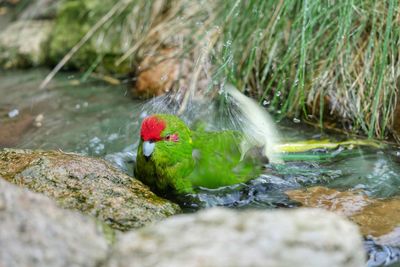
[0, 148, 181, 231]
[48, 0, 130, 73]
[97, 221, 117, 245]
[0, 149, 37, 181]
[0, 21, 53, 69]
[0, 47, 29, 68]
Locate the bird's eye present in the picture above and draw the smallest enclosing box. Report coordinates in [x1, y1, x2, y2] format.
[164, 134, 179, 142]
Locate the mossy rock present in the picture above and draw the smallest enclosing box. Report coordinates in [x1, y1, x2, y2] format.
[0, 148, 181, 231]
[0, 20, 53, 68]
[48, 0, 131, 73]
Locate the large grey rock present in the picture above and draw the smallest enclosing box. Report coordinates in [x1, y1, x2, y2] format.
[0, 148, 180, 231]
[0, 20, 53, 68]
[0, 178, 109, 267]
[107, 208, 365, 267]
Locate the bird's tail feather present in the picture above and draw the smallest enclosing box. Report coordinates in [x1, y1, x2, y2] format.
[224, 85, 282, 164]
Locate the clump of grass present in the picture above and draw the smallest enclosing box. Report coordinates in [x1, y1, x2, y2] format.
[46, 0, 400, 140]
[205, 0, 399, 140]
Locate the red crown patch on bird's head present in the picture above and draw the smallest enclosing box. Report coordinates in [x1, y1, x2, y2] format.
[140, 116, 166, 142]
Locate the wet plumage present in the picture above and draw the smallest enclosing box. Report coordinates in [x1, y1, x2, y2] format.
[134, 114, 263, 195]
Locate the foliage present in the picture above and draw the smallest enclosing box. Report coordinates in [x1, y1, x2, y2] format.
[206, 0, 399, 139]
[49, 0, 139, 72]
[50, 0, 400, 139]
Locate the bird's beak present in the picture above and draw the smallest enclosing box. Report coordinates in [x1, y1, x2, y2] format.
[143, 141, 155, 160]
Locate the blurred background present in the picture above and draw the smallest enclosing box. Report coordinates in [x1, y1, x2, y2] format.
[1, 1, 400, 266]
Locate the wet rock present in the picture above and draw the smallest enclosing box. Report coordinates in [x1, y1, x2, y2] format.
[0, 110, 34, 147]
[0, 148, 180, 231]
[106, 208, 365, 267]
[0, 20, 53, 68]
[286, 186, 373, 216]
[286, 186, 400, 238]
[351, 198, 400, 237]
[0, 178, 109, 267]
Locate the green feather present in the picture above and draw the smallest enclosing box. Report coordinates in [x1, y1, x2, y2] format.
[134, 114, 262, 195]
[189, 130, 261, 188]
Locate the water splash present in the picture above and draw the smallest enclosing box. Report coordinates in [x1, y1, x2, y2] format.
[139, 84, 282, 163]
[365, 238, 400, 267]
[223, 85, 281, 163]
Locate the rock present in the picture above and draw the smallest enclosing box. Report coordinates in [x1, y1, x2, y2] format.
[48, 0, 130, 73]
[133, 48, 188, 99]
[0, 20, 53, 68]
[351, 197, 400, 237]
[286, 186, 373, 217]
[106, 208, 365, 267]
[286, 186, 400, 238]
[132, 46, 211, 99]
[0, 148, 180, 231]
[0, 178, 109, 267]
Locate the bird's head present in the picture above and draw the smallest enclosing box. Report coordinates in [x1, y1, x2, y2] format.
[139, 114, 192, 162]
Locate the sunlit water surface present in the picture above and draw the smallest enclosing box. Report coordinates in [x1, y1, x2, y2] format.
[1, 70, 399, 267]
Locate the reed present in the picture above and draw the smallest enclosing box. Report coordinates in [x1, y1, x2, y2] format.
[49, 0, 400, 139]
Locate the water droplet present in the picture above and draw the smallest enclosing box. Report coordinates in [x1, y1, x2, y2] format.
[90, 137, 101, 144]
[140, 111, 148, 119]
[34, 114, 44, 127]
[8, 109, 19, 118]
[89, 136, 105, 155]
[160, 74, 168, 81]
[35, 114, 44, 122]
[276, 91, 281, 97]
[108, 133, 119, 141]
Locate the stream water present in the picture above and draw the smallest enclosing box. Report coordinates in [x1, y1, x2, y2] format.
[1, 69, 399, 267]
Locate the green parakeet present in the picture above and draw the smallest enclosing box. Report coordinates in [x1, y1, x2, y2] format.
[134, 114, 266, 195]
